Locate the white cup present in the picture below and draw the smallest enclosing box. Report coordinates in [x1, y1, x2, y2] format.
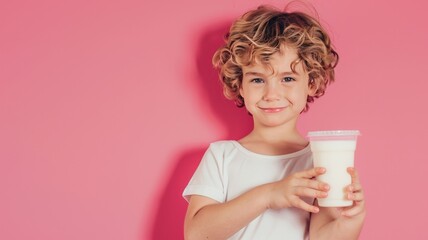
[307, 130, 360, 207]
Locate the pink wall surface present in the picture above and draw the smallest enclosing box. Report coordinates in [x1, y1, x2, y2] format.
[1, 0, 428, 239]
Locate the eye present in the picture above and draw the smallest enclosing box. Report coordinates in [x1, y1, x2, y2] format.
[250, 78, 264, 84]
[282, 77, 295, 82]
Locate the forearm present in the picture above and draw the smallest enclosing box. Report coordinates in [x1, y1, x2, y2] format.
[184, 184, 270, 240]
[311, 209, 366, 240]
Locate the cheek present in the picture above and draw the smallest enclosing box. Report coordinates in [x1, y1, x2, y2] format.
[290, 88, 310, 105]
[240, 86, 259, 101]
[242, 92, 256, 107]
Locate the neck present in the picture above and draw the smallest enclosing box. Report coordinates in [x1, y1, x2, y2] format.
[252, 118, 305, 142]
[251, 128, 305, 144]
[252, 116, 302, 141]
[239, 119, 309, 155]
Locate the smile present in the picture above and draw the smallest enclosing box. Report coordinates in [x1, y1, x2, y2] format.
[258, 107, 286, 113]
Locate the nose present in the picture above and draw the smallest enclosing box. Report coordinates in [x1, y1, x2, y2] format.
[262, 82, 280, 101]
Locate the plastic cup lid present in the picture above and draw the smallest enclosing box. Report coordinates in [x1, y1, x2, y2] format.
[307, 130, 361, 138]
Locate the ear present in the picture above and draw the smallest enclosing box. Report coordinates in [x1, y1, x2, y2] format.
[308, 78, 317, 97]
[239, 86, 244, 99]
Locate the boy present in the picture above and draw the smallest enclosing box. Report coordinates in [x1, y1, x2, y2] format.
[183, 5, 365, 240]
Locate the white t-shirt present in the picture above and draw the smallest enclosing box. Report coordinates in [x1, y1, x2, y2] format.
[183, 140, 314, 240]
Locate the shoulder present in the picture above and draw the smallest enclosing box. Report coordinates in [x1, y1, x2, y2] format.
[207, 140, 239, 153]
[209, 140, 235, 148]
[202, 140, 241, 165]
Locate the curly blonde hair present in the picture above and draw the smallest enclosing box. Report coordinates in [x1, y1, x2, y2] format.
[212, 5, 338, 111]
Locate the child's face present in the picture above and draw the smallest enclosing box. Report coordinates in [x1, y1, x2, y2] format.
[240, 46, 315, 128]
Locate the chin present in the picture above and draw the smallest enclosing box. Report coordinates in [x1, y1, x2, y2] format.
[256, 115, 298, 128]
[259, 120, 289, 128]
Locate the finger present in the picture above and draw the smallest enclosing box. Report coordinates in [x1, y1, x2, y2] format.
[347, 191, 364, 202]
[295, 186, 328, 199]
[346, 182, 363, 192]
[291, 197, 319, 213]
[296, 178, 329, 191]
[347, 167, 360, 184]
[295, 167, 326, 179]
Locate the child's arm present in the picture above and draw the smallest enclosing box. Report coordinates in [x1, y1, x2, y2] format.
[309, 167, 366, 240]
[184, 167, 329, 240]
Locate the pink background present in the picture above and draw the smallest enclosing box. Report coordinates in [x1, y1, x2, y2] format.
[1, 0, 428, 239]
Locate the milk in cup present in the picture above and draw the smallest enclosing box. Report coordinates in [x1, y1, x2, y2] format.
[307, 130, 360, 207]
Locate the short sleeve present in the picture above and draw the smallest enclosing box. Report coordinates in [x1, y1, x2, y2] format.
[182, 143, 226, 203]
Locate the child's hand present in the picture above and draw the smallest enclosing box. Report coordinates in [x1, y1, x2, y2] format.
[267, 167, 329, 213]
[340, 167, 366, 217]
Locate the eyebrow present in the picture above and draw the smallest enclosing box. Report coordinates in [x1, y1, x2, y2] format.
[244, 71, 299, 76]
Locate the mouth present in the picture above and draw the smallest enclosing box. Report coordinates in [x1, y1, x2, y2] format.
[258, 107, 287, 113]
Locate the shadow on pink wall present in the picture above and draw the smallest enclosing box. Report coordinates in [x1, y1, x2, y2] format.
[150, 20, 253, 239]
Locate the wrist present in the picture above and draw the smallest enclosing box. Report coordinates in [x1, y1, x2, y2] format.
[258, 182, 275, 210]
